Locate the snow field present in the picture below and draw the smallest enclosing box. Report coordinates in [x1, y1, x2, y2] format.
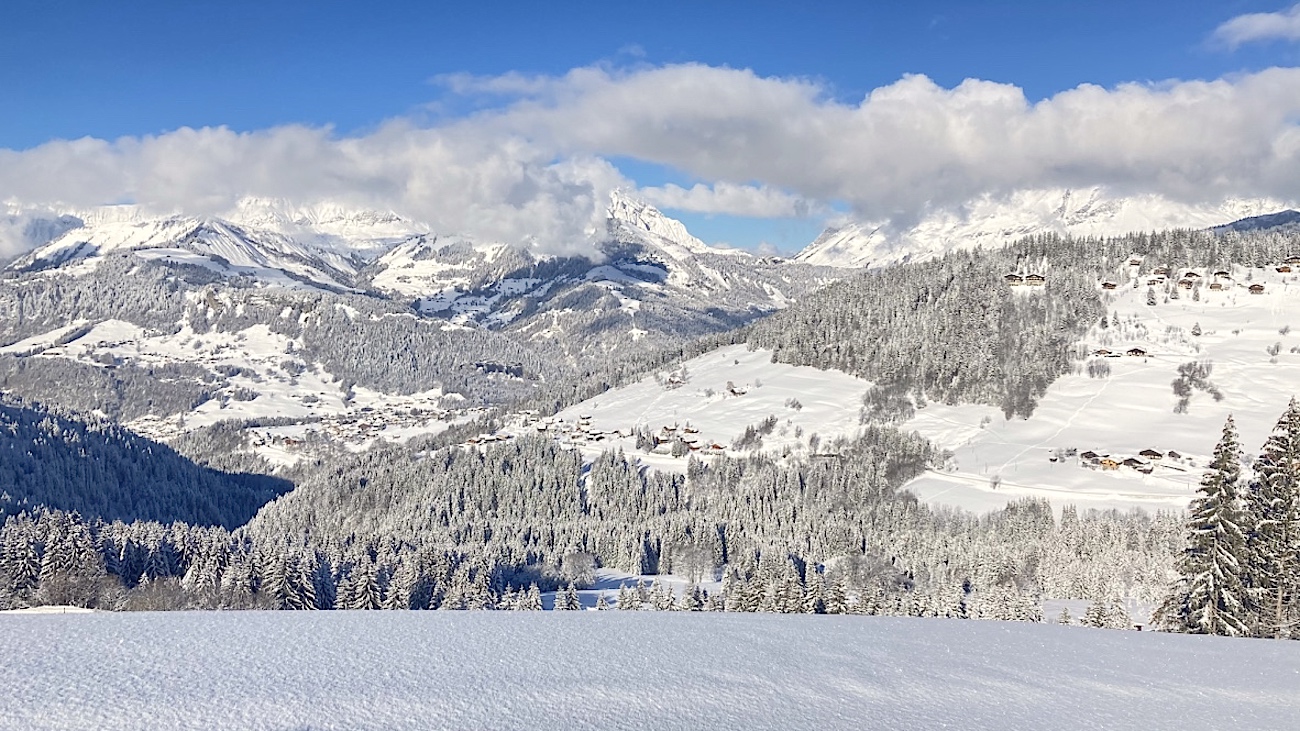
[904, 266, 1300, 513]
[2, 611, 1298, 731]
[546, 343, 874, 472]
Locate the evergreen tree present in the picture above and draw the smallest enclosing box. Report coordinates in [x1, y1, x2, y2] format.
[1243, 398, 1300, 637]
[1156, 416, 1251, 636]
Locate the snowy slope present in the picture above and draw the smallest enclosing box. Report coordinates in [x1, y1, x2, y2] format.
[797, 188, 1289, 268]
[903, 264, 1300, 513]
[531, 343, 872, 470]
[0, 311, 463, 466]
[2, 611, 1298, 731]
[536, 263, 1300, 514]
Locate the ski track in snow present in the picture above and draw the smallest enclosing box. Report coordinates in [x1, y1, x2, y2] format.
[2, 611, 1299, 731]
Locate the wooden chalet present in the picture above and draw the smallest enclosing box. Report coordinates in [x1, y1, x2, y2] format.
[1167, 450, 1183, 460]
[1146, 278, 1162, 286]
[1024, 274, 1046, 286]
[1100, 458, 1121, 470]
[1004, 273, 1025, 285]
[1128, 257, 1143, 266]
[1213, 270, 1231, 278]
[1101, 282, 1118, 290]
[1126, 347, 1148, 357]
[1153, 266, 1171, 276]
[1122, 457, 1149, 469]
[1250, 283, 1266, 294]
[1209, 282, 1224, 291]
[1277, 265, 1293, 273]
[1080, 450, 1103, 462]
[1287, 255, 1300, 265]
[1092, 349, 1113, 357]
[1184, 271, 1202, 279]
[1177, 279, 1194, 289]
[1139, 449, 1164, 460]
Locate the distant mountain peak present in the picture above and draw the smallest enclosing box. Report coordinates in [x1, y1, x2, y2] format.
[1211, 209, 1300, 234]
[795, 188, 1292, 269]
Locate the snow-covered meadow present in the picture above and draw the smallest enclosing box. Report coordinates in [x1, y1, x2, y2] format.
[904, 265, 1300, 513]
[3, 611, 1298, 731]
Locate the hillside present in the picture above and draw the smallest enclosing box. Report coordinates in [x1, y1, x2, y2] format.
[3, 611, 1298, 731]
[0, 193, 836, 463]
[0, 396, 290, 527]
[903, 260, 1300, 513]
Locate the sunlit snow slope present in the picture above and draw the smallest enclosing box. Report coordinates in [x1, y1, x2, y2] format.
[2, 612, 1297, 731]
[904, 264, 1300, 513]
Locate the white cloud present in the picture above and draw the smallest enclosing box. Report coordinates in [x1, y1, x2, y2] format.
[0, 123, 624, 257]
[1212, 4, 1300, 48]
[4, 62, 1300, 258]
[475, 64, 1300, 220]
[637, 182, 814, 218]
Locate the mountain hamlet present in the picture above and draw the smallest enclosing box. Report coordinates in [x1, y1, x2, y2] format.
[3, 186, 1300, 648]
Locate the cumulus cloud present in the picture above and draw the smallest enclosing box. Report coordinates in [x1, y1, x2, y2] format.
[474, 64, 1300, 221]
[0, 122, 624, 257]
[637, 182, 815, 218]
[4, 62, 1300, 258]
[1212, 4, 1300, 48]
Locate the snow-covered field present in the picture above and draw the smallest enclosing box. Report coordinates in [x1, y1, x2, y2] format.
[540, 343, 873, 471]
[904, 265, 1300, 513]
[3, 611, 1297, 731]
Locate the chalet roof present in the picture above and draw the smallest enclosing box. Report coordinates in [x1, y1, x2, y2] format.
[1101, 282, 1118, 290]
[1250, 283, 1266, 293]
[1126, 348, 1148, 356]
[1139, 449, 1164, 458]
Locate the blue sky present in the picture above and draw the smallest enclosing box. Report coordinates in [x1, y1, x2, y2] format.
[4, 1, 1300, 252]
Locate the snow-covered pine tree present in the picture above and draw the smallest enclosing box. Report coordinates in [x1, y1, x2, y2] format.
[1244, 398, 1300, 638]
[1156, 416, 1251, 636]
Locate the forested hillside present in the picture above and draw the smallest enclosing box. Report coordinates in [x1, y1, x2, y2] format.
[0, 396, 290, 528]
[750, 228, 1300, 418]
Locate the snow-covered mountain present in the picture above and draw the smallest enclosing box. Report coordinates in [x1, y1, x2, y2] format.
[0, 191, 838, 458]
[796, 188, 1290, 268]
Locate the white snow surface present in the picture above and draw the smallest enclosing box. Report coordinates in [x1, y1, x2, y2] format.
[2, 611, 1297, 731]
[796, 188, 1288, 268]
[537, 344, 872, 470]
[903, 264, 1300, 513]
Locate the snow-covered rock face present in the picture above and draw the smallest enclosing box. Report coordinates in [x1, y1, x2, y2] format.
[796, 188, 1291, 268]
[606, 189, 718, 256]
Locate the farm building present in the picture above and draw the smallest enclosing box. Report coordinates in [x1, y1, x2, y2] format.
[1250, 284, 1266, 295]
[1126, 348, 1148, 357]
[1024, 274, 1046, 286]
[1004, 274, 1025, 285]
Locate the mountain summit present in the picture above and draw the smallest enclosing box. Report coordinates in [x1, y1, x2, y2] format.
[795, 188, 1290, 268]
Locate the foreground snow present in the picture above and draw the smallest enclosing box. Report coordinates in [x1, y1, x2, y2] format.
[2, 612, 1297, 731]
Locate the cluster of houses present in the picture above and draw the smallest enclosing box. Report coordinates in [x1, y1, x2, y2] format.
[649, 423, 728, 455]
[1098, 258, 1300, 295]
[530, 414, 627, 445]
[1092, 347, 1149, 358]
[1076, 448, 1186, 474]
[1003, 273, 1047, 287]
